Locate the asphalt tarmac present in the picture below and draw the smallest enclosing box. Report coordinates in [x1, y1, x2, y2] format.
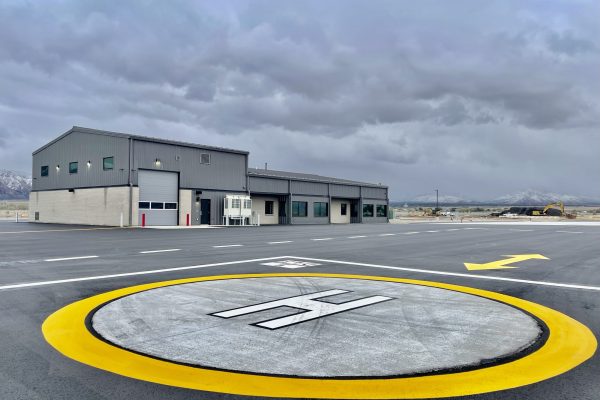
[1, 220, 599, 399]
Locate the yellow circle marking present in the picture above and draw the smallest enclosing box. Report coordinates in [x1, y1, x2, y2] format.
[42, 273, 597, 399]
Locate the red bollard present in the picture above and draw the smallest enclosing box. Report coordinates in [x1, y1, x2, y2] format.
[186, 213, 190, 226]
[142, 213, 146, 227]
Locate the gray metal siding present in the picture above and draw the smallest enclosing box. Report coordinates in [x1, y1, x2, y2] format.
[248, 176, 289, 194]
[291, 181, 328, 196]
[132, 140, 247, 191]
[330, 184, 360, 198]
[290, 195, 330, 225]
[32, 131, 130, 191]
[190, 191, 234, 225]
[362, 186, 388, 200]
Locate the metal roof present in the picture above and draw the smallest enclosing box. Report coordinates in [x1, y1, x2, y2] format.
[248, 168, 387, 188]
[33, 126, 249, 155]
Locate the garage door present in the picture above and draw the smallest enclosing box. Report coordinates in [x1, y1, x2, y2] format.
[138, 170, 178, 226]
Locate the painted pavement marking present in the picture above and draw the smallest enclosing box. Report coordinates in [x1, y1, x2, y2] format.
[0, 256, 290, 291]
[211, 289, 392, 329]
[0, 227, 120, 234]
[288, 256, 600, 292]
[44, 255, 99, 262]
[139, 249, 180, 254]
[260, 259, 321, 269]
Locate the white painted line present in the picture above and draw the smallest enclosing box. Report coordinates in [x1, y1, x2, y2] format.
[348, 235, 367, 239]
[507, 229, 534, 232]
[44, 255, 99, 262]
[425, 230, 440, 233]
[268, 241, 293, 244]
[139, 249, 181, 254]
[0, 227, 119, 234]
[311, 238, 333, 241]
[446, 229, 461, 231]
[463, 227, 487, 230]
[403, 232, 420, 235]
[0, 256, 291, 291]
[378, 233, 396, 237]
[291, 256, 600, 292]
[212, 244, 244, 248]
[436, 221, 600, 226]
[555, 230, 584, 234]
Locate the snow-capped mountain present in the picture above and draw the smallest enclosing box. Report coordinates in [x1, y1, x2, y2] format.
[409, 193, 469, 204]
[492, 190, 595, 206]
[397, 189, 598, 205]
[0, 170, 32, 200]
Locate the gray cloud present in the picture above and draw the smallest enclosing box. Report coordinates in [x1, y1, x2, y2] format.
[0, 0, 598, 198]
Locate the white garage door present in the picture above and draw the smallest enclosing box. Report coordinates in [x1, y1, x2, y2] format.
[138, 170, 178, 226]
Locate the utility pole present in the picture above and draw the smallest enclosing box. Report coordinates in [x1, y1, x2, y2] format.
[435, 189, 439, 213]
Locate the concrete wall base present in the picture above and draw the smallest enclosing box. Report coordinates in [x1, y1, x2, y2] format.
[29, 187, 132, 226]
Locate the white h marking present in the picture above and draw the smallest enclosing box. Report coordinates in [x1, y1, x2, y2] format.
[211, 290, 393, 329]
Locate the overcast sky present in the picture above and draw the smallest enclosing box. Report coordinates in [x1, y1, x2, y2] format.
[1, 0, 598, 200]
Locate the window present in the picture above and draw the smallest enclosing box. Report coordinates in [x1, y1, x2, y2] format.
[103, 156, 114, 170]
[341, 203, 347, 216]
[69, 161, 78, 174]
[265, 201, 274, 215]
[376, 204, 388, 217]
[314, 202, 328, 217]
[200, 153, 211, 165]
[41, 165, 49, 177]
[164, 202, 178, 210]
[232, 198, 241, 208]
[139, 202, 150, 209]
[363, 204, 374, 217]
[292, 201, 308, 217]
[151, 202, 164, 209]
[244, 199, 252, 209]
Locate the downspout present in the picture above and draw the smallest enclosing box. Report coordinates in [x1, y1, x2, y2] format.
[128, 138, 133, 226]
[359, 186, 363, 223]
[328, 183, 331, 224]
[245, 154, 250, 195]
[386, 187, 390, 223]
[288, 179, 292, 225]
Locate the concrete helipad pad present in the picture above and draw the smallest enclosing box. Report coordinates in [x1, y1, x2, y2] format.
[91, 276, 542, 377]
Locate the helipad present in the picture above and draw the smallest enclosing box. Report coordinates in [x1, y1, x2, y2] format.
[43, 270, 597, 399]
[92, 276, 542, 377]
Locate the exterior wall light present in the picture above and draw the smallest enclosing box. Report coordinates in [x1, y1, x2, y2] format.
[87, 161, 91, 168]
[56, 165, 60, 172]
[155, 158, 161, 167]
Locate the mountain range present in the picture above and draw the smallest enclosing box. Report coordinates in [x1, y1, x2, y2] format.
[397, 190, 599, 206]
[0, 170, 32, 200]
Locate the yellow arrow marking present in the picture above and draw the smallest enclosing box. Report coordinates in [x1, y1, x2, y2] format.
[465, 254, 549, 271]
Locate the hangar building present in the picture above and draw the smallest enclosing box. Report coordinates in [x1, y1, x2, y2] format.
[29, 127, 389, 226]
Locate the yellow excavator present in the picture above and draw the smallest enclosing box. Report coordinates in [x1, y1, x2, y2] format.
[542, 201, 564, 216]
[532, 201, 569, 217]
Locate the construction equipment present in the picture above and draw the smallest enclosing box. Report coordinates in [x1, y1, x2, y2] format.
[422, 207, 442, 216]
[530, 201, 564, 217]
[542, 201, 564, 216]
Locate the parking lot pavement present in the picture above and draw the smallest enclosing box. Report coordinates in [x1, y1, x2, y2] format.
[1, 220, 599, 399]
